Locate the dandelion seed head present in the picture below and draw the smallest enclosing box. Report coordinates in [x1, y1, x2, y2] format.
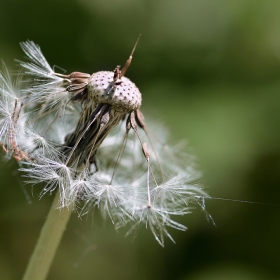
[0, 39, 212, 246]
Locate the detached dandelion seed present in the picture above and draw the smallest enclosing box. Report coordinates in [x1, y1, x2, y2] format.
[0, 36, 211, 280]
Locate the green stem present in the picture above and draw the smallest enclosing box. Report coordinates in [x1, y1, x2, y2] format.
[22, 191, 73, 280]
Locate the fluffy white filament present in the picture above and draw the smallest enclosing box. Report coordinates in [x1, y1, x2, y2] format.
[0, 41, 211, 246]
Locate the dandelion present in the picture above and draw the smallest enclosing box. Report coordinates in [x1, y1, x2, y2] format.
[0, 36, 210, 280]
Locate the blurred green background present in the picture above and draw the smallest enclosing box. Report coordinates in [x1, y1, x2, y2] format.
[1, 0, 280, 279]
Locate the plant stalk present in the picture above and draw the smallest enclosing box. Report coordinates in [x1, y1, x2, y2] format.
[22, 191, 73, 280]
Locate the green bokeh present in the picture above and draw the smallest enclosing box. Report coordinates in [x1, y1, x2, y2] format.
[1, 0, 280, 279]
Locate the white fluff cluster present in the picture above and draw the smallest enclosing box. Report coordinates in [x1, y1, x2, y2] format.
[0, 41, 210, 246]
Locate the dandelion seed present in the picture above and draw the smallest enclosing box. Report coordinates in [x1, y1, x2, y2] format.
[0, 36, 211, 247]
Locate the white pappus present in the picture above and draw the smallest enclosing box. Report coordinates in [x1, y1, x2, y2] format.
[0, 37, 211, 246]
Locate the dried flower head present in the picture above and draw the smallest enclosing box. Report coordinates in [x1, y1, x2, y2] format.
[0, 37, 210, 246]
